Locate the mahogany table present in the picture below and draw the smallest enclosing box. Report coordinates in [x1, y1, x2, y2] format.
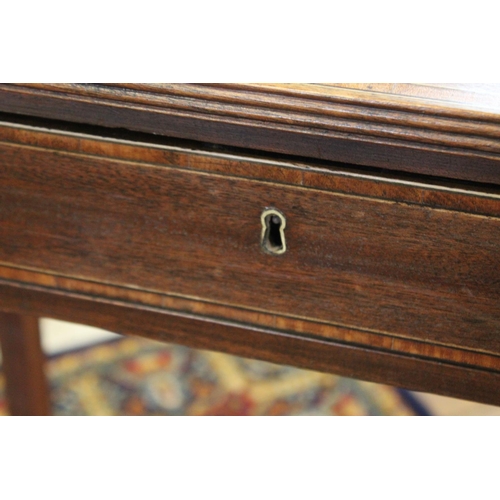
[0, 83, 499, 415]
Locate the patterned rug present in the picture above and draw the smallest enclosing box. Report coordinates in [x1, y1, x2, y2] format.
[0, 337, 429, 416]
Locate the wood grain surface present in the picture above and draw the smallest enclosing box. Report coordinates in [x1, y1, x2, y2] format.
[0, 121, 499, 400]
[0, 83, 499, 184]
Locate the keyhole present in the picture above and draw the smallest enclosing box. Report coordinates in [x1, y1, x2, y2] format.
[261, 208, 287, 255]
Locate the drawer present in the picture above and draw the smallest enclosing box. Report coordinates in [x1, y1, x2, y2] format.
[1, 123, 500, 368]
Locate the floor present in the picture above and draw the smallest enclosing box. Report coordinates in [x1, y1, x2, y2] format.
[5, 318, 500, 416]
[413, 392, 500, 416]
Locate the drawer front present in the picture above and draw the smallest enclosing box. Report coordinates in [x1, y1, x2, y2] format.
[1, 125, 499, 358]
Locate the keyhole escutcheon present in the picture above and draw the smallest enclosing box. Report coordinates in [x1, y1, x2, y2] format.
[261, 208, 286, 255]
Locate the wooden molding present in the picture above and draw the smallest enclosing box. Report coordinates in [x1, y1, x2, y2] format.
[1, 83, 500, 184]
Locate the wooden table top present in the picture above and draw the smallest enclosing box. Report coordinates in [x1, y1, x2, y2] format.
[1, 83, 499, 185]
[281, 83, 500, 114]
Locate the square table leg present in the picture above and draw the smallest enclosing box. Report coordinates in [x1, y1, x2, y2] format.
[0, 312, 51, 416]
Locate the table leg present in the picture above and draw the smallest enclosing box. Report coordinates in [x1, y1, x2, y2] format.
[0, 312, 51, 416]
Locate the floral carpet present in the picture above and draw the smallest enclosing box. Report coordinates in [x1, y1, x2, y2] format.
[0, 337, 429, 416]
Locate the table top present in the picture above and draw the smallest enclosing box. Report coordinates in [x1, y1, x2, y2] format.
[273, 83, 500, 114]
[1, 83, 499, 184]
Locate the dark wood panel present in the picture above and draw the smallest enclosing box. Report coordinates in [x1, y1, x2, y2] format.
[1, 131, 499, 354]
[1, 122, 499, 217]
[0, 279, 499, 406]
[0, 84, 499, 184]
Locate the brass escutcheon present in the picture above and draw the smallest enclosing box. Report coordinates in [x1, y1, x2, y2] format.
[261, 208, 286, 255]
